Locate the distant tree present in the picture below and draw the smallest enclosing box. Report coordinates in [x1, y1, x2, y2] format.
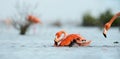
[82, 12, 97, 26]
[11, 1, 40, 35]
[82, 9, 120, 28]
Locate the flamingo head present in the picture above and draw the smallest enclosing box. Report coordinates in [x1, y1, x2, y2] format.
[54, 30, 67, 46]
[103, 23, 111, 38]
[54, 30, 66, 46]
[54, 35, 62, 46]
[54, 38, 58, 46]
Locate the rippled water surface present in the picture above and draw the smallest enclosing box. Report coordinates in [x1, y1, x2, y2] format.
[0, 27, 120, 59]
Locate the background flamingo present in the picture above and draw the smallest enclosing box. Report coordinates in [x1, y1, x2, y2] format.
[27, 15, 41, 24]
[103, 12, 120, 38]
[27, 15, 41, 34]
[54, 30, 91, 47]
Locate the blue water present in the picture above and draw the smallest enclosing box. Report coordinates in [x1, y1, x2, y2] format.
[0, 27, 120, 59]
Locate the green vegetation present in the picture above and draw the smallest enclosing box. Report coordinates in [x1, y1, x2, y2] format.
[82, 12, 98, 26]
[82, 9, 120, 27]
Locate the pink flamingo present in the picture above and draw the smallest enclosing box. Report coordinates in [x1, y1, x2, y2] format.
[103, 12, 120, 38]
[54, 30, 91, 47]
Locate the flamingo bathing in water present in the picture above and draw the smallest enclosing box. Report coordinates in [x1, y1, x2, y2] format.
[54, 30, 91, 47]
[103, 12, 120, 38]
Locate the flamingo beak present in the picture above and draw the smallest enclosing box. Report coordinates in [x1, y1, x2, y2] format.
[103, 33, 107, 38]
[54, 40, 58, 46]
[103, 28, 107, 38]
[54, 36, 59, 46]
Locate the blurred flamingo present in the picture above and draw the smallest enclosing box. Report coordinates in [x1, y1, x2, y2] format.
[27, 15, 41, 34]
[54, 30, 91, 47]
[103, 12, 120, 38]
[27, 15, 41, 24]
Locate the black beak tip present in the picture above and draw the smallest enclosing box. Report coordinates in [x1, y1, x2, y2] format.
[103, 33, 107, 38]
[54, 40, 58, 46]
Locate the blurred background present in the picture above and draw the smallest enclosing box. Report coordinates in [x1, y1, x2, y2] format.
[0, 0, 120, 28]
[0, 0, 120, 59]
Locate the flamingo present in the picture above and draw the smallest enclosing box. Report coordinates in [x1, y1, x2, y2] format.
[54, 30, 91, 47]
[103, 12, 120, 38]
[27, 15, 42, 34]
[27, 15, 41, 24]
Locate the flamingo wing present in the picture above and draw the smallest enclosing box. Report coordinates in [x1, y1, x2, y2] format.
[59, 34, 80, 46]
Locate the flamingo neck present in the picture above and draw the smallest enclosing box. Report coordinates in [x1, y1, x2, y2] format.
[108, 14, 118, 25]
[58, 31, 67, 42]
[62, 31, 67, 38]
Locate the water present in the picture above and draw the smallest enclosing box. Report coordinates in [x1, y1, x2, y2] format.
[0, 27, 120, 59]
